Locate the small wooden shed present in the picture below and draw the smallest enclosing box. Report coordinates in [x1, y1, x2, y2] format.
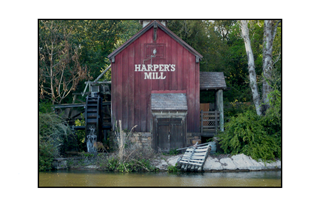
[151, 91, 188, 151]
[200, 72, 227, 136]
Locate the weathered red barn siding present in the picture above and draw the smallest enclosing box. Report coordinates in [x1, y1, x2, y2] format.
[111, 27, 200, 133]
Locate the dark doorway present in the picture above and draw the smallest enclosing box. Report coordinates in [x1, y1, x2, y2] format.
[156, 118, 185, 152]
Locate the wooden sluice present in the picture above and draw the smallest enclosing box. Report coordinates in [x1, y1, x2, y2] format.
[176, 142, 211, 172]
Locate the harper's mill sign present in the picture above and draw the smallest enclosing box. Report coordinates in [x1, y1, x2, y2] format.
[135, 64, 176, 79]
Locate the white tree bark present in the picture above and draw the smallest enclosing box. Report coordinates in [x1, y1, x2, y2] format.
[262, 20, 280, 113]
[216, 89, 224, 131]
[240, 20, 262, 116]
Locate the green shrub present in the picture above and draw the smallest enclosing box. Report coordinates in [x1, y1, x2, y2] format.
[224, 100, 254, 120]
[219, 109, 281, 161]
[39, 112, 72, 171]
[168, 164, 180, 173]
[75, 113, 86, 151]
[261, 89, 282, 158]
[218, 87, 281, 161]
[39, 139, 56, 171]
[39, 102, 53, 113]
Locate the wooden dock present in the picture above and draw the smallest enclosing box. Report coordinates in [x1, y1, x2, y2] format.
[177, 143, 211, 172]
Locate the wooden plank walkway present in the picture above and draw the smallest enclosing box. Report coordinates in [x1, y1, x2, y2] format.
[176, 142, 211, 172]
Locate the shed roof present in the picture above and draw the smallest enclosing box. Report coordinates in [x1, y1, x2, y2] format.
[151, 93, 187, 111]
[108, 20, 203, 61]
[200, 72, 227, 90]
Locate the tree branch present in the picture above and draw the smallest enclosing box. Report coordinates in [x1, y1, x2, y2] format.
[272, 20, 281, 44]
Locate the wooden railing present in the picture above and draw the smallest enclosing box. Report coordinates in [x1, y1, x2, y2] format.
[200, 110, 220, 136]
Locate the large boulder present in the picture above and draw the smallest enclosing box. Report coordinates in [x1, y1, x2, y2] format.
[231, 154, 254, 170]
[265, 160, 281, 169]
[247, 157, 265, 170]
[167, 155, 181, 166]
[155, 159, 168, 171]
[85, 165, 99, 169]
[203, 157, 223, 171]
[220, 157, 237, 170]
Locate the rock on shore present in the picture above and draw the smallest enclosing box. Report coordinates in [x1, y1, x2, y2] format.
[52, 153, 281, 172]
[161, 153, 281, 172]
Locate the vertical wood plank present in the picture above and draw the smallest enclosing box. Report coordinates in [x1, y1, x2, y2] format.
[134, 39, 141, 132]
[215, 110, 218, 135]
[201, 110, 203, 134]
[189, 52, 195, 132]
[111, 61, 116, 130]
[187, 53, 192, 132]
[145, 29, 153, 132]
[195, 62, 200, 133]
[117, 52, 122, 129]
[177, 42, 183, 90]
[141, 29, 153, 132]
[157, 28, 165, 91]
[122, 48, 129, 130]
[170, 37, 177, 90]
[128, 43, 134, 130]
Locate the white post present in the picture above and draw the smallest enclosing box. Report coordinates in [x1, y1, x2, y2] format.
[216, 89, 224, 132]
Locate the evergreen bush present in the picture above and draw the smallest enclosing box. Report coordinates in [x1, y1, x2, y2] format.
[218, 90, 281, 161]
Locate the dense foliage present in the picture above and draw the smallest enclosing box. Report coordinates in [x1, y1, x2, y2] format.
[39, 20, 125, 104]
[167, 20, 281, 106]
[218, 88, 281, 161]
[39, 109, 72, 171]
[74, 113, 86, 152]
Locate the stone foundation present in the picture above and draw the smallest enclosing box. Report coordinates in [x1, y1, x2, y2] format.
[127, 132, 152, 149]
[125, 132, 202, 150]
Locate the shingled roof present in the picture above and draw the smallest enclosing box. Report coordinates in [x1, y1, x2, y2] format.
[108, 20, 203, 62]
[151, 93, 187, 111]
[200, 72, 227, 90]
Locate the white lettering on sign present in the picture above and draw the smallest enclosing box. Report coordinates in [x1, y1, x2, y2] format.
[135, 64, 175, 79]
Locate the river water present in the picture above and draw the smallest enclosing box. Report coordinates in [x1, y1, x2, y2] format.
[39, 170, 281, 187]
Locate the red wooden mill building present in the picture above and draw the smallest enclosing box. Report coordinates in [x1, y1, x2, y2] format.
[108, 20, 227, 152]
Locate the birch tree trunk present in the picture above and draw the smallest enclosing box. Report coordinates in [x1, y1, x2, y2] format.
[262, 20, 281, 113]
[240, 20, 262, 116]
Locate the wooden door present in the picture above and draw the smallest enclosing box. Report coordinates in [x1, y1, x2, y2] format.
[170, 118, 184, 149]
[158, 118, 171, 152]
[157, 118, 185, 152]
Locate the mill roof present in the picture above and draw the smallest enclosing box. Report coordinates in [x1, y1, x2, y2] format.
[200, 72, 227, 90]
[108, 20, 203, 61]
[151, 92, 188, 111]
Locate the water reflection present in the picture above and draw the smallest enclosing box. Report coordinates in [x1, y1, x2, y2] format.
[39, 170, 281, 187]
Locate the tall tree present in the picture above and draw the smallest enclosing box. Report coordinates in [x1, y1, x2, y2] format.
[240, 20, 281, 115]
[240, 20, 262, 116]
[262, 20, 281, 113]
[39, 20, 88, 104]
[39, 20, 123, 104]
